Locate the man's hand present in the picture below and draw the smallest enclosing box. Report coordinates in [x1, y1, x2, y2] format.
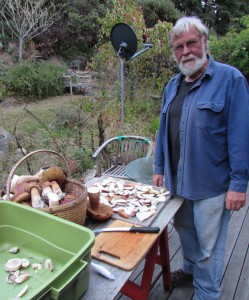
[226, 191, 246, 211]
[153, 174, 164, 187]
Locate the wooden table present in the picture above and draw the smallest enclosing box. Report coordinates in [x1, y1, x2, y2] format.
[82, 177, 183, 300]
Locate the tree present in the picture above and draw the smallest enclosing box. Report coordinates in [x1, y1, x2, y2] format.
[0, 0, 62, 61]
[209, 15, 249, 80]
[34, 0, 110, 63]
[210, 0, 249, 35]
[137, 0, 182, 28]
[172, 0, 249, 35]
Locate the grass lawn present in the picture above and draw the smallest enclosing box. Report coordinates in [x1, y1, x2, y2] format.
[0, 91, 160, 190]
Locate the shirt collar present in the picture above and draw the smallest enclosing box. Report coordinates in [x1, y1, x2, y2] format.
[203, 54, 214, 78]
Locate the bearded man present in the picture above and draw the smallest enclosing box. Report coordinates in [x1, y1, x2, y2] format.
[153, 16, 249, 300]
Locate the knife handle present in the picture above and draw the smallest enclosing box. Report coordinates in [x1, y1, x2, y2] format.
[130, 226, 160, 233]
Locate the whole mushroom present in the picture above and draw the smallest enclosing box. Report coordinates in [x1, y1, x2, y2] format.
[51, 181, 64, 200]
[41, 182, 59, 207]
[25, 182, 45, 208]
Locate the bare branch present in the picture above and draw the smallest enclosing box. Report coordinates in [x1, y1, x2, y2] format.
[0, 0, 62, 59]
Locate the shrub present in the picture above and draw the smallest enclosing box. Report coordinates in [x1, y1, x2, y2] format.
[209, 16, 249, 79]
[71, 147, 95, 174]
[0, 62, 67, 100]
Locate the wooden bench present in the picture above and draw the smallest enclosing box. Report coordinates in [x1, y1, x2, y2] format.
[92, 135, 154, 179]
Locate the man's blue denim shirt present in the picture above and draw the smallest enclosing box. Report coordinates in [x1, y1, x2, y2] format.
[154, 56, 249, 200]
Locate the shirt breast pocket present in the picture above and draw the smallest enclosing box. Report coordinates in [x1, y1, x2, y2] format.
[195, 100, 224, 129]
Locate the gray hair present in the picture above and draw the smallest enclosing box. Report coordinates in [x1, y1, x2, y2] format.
[169, 16, 209, 46]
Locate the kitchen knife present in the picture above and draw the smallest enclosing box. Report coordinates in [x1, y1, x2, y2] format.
[93, 226, 160, 234]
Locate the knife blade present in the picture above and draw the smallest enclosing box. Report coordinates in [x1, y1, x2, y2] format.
[93, 226, 160, 234]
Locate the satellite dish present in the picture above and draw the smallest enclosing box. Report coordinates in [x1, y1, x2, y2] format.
[111, 23, 137, 61]
[110, 23, 153, 122]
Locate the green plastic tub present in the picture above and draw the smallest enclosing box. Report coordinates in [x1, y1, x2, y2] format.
[0, 200, 95, 300]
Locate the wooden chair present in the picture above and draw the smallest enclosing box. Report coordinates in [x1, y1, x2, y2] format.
[92, 135, 154, 179]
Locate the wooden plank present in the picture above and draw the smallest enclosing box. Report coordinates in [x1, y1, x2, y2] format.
[220, 205, 249, 300]
[223, 202, 249, 268]
[234, 245, 249, 300]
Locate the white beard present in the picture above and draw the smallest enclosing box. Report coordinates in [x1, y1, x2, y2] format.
[174, 42, 207, 76]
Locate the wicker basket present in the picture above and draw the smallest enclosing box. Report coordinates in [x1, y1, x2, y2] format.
[6, 149, 88, 225]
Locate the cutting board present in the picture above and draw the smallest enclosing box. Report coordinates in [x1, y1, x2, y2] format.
[91, 220, 159, 271]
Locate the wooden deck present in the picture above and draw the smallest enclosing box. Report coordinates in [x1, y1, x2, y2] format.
[114, 186, 249, 300]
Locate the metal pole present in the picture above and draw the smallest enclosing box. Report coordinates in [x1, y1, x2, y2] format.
[120, 58, 125, 123]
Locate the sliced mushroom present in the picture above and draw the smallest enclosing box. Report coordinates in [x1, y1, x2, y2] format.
[16, 284, 29, 298]
[9, 246, 19, 254]
[7, 270, 20, 283]
[21, 259, 30, 269]
[15, 272, 30, 284]
[32, 263, 42, 270]
[44, 258, 54, 272]
[5, 258, 22, 272]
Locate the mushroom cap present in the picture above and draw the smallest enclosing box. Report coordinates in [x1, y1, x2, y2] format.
[39, 166, 66, 188]
[87, 202, 113, 221]
[13, 182, 29, 195]
[12, 192, 31, 203]
[24, 182, 42, 193]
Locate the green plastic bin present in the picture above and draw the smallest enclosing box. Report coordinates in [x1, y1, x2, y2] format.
[0, 200, 95, 300]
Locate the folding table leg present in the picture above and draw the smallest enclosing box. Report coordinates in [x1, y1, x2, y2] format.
[120, 238, 159, 300]
[156, 226, 172, 290]
[120, 225, 172, 299]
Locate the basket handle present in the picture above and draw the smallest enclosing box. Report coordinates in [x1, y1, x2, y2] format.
[6, 149, 71, 199]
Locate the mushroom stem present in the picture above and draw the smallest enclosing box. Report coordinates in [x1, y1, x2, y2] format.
[31, 187, 45, 208]
[51, 181, 64, 200]
[42, 182, 60, 206]
[25, 182, 45, 208]
[87, 186, 100, 210]
[47, 192, 60, 207]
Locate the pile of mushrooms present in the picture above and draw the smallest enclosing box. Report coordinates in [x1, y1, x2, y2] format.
[9, 166, 76, 208]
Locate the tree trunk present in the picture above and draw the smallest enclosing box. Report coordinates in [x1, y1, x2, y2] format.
[18, 37, 23, 62]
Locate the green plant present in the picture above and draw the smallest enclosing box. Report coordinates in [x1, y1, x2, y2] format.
[149, 116, 160, 135]
[209, 16, 249, 79]
[52, 105, 80, 130]
[0, 62, 67, 100]
[71, 147, 95, 173]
